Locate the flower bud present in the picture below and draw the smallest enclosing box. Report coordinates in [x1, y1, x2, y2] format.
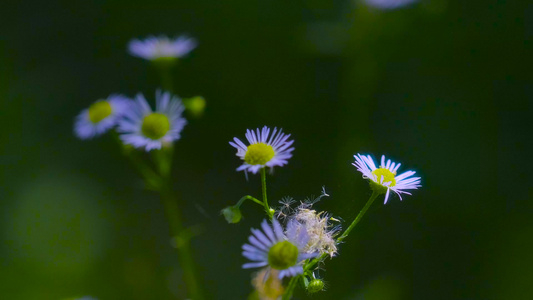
[307, 278, 325, 293]
[221, 206, 242, 224]
[183, 96, 206, 118]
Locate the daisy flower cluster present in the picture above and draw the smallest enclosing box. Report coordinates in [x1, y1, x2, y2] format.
[74, 34, 201, 152]
[226, 125, 422, 298]
[74, 33, 206, 300]
[74, 94, 130, 139]
[74, 90, 187, 152]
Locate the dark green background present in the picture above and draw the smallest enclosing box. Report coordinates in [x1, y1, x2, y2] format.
[1, 0, 531, 299]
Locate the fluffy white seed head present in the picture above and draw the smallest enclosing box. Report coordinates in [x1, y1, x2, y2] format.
[276, 188, 340, 257]
[293, 208, 339, 257]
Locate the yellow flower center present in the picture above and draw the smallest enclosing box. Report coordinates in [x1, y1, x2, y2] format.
[244, 143, 275, 165]
[371, 168, 396, 187]
[141, 113, 170, 140]
[268, 241, 299, 270]
[88, 101, 112, 124]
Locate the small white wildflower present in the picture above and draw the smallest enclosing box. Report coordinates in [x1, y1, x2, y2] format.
[117, 90, 187, 151]
[74, 94, 130, 139]
[353, 154, 422, 204]
[229, 126, 295, 174]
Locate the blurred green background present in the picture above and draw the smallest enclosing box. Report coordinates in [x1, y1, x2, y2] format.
[1, 0, 531, 299]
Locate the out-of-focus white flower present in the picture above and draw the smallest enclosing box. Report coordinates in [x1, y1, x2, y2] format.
[118, 90, 186, 151]
[251, 268, 285, 300]
[74, 94, 130, 139]
[128, 35, 197, 61]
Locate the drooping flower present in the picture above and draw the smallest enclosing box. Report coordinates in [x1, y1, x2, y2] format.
[229, 126, 294, 174]
[221, 206, 242, 224]
[362, 0, 418, 10]
[242, 218, 318, 279]
[74, 94, 131, 139]
[117, 90, 187, 151]
[353, 154, 421, 204]
[128, 35, 197, 61]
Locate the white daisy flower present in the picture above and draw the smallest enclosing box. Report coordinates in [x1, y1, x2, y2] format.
[353, 154, 421, 204]
[242, 218, 318, 279]
[128, 35, 197, 61]
[118, 90, 187, 151]
[362, 0, 418, 10]
[74, 94, 130, 139]
[229, 126, 294, 174]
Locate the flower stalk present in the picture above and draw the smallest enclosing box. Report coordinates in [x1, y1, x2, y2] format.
[152, 149, 205, 300]
[260, 168, 274, 219]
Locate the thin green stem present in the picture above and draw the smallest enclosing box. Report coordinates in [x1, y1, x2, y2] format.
[336, 191, 379, 243]
[160, 184, 204, 300]
[306, 191, 379, 271]
[260, 168, 273, 219]
[157, 65, 174, 93]
[282, 274, 300, 300]
[120, 144, 203, 298]
[236, 195, 264, 208]
[113, 134, 162, 190]
[153, 150, 204, 300]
